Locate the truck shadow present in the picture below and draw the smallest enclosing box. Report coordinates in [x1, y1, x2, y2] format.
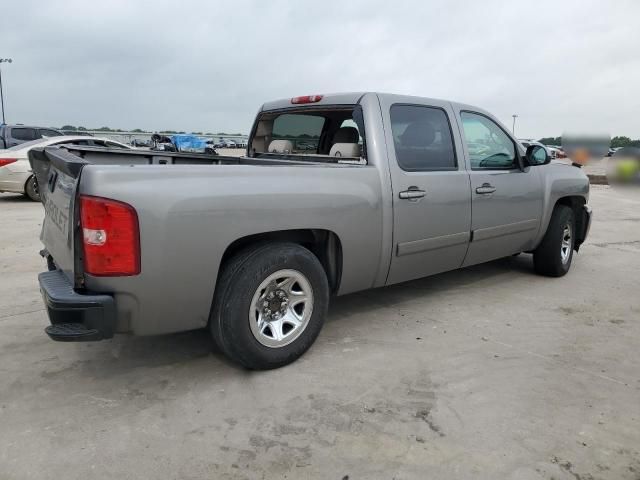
[327, 254, 534, 321]
[0, 193, 33, 203]
[64, 254, 534, 377]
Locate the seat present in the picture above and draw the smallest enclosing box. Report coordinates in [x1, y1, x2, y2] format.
[332, 126, 359, 144]
[329, 143, 360, 157]
[329, 126, 360, 157]
[267, 139, 294, 154]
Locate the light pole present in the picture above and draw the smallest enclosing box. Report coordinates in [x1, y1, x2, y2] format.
[0, 58, 13, 124]
[511, 114, 518, 136]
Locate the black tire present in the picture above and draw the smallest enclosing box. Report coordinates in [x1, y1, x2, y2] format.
[533, 205, 575, 277]
[210, 242, 329, 370]
[24, 175, 40, 202]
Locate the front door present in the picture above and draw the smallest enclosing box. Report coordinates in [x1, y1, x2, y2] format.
[382, 98, 472, 285]
[456, 110, 543, 266]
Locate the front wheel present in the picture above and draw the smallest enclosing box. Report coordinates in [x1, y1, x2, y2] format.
[210, 243, 329, 370]
[533, 205, 575, 277]
[24, 175, 40, 202]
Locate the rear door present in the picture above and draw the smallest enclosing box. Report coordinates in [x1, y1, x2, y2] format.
[380, 97, 472, 285]
[455, 110, 543, 266]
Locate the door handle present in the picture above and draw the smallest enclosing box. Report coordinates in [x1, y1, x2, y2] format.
[475, 183, 496, 195]
[399, 188, 426, 200]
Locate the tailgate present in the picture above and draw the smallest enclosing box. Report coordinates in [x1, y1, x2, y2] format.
[29, 146, 89, 285]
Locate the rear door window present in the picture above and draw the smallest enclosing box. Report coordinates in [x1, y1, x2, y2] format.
[11, 128, 37, 141]
[390, 105, 457, 171]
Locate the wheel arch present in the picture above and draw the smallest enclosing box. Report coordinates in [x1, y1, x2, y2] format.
[218, 229, 343, 294]
[554, 196, 588, 249]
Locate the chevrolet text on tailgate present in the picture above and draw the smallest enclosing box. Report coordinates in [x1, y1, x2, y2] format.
[30, 92, 592, 369]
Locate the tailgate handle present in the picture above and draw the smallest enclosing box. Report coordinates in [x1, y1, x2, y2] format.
[475, 183, 496, 195]
[399, 187, 426, 200]
[47, 171, 58, 193]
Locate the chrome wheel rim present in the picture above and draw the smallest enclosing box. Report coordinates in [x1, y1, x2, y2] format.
[560, 223, 572, 264]
[249, 269, 313, 348]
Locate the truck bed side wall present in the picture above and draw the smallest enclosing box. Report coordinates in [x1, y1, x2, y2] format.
[79, 163, 384, 335]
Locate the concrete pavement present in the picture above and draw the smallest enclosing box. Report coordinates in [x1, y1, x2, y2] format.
[0, 186, 639, 480]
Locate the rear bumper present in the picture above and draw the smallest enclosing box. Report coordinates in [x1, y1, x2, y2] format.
[39, 270, 116, 342]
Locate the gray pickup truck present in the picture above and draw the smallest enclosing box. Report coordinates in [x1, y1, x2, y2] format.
[30, 92, 591, 369]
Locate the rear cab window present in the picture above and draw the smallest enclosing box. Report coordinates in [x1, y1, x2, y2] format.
[250, 106, 366, 163]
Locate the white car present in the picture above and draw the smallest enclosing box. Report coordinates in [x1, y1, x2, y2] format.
[518, 139, 553, 159]
[0, 136, 131, 201]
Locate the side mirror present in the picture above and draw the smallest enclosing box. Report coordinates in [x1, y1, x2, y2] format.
[526, 144, 550, 166]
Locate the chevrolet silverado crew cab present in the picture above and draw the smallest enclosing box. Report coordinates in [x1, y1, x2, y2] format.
[30, 92, 592, 369]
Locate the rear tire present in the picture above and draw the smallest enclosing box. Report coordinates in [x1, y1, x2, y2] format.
[533, 205, 575, 277]
[210, 242, 329, 370]
[24, 175, 40, 202]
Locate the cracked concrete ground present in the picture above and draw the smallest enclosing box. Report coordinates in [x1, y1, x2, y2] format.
[1, 185, 639, 480]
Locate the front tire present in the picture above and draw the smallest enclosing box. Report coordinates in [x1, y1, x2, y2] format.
[24, 175, 40, 202]
[210, 243, 329, 370]
[533, 205, 575, 277]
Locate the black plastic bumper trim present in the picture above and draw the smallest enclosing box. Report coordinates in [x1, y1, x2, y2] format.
[38, 270, 116, 342]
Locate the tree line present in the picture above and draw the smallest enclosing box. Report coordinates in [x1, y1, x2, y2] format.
[538, 136, 640, 148]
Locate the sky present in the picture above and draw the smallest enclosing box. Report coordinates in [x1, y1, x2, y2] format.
[1, 0, 639, 139]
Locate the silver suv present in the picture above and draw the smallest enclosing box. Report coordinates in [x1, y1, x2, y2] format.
[0, 124, 63, 149]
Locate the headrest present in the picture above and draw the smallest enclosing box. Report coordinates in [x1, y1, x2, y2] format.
[400, 122, 436, 148]
[333, 126, 359, 144]
[268, 139, 294, 153]
[329, 143, 359, 158]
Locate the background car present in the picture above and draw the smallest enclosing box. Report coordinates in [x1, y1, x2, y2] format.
[131, 139, 152, 148]
[0, 136, 131, 201]
[214, 139, 236, 148]
[0, 124, 64, 149]
[519, 139, 553, 158]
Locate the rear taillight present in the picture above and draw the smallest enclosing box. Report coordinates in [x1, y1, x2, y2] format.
[0, 158, 18, 167]
[291, 95, 323, 104]
[79, 195, 140, 276]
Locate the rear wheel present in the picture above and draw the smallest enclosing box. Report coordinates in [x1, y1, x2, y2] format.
[24, 175, 40, 202]
[210, 243, 329, 369]
[533, 205, 575, 277]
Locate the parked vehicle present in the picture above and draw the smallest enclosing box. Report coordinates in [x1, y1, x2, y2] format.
[214, 139, 236, 148]
[0, 136, 130, 201]
[0, 124, 64, 149]
[236, 138, 248, 148]
[30, 92, 592, 370]
[131, 139, 152, 148]
[519, 139, 552, 158]
[547, 145, 567, 159]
